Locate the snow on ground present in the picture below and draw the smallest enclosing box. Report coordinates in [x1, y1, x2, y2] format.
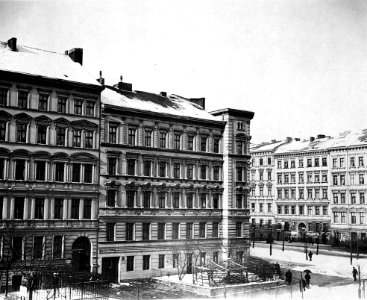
[250, 245, 367, 279]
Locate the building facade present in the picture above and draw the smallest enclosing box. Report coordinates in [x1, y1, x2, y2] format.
[0, 38, 103, 290]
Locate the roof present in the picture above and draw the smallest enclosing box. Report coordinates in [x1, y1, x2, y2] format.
[102, 86, 222, 122]
[251, 140, 287, 153]
[0, 41, 100, 87]
[210, 108, 255, 119]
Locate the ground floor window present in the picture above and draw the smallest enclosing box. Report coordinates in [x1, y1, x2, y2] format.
[143, 255, 150, 270]
[127, 256, 134, 272]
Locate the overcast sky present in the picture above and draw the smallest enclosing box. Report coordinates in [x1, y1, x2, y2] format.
[1, 0, 366, 143]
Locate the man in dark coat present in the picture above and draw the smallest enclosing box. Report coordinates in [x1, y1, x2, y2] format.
[353, 267, 358, 281]
[308, 250, 313, 261]
[305, 273, 311, 287]
[285, 269, 292, 285]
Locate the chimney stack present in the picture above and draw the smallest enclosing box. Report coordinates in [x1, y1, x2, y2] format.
[66, 48, 83, 65]
[7, 37, 17, 51]
[189, 98, 205, 109]
[271, 139, 277, 143]
[117, 76, 132, 92]
[286, 137, 292, 142]
[97, 71, 105, 85]
[160, 91, 167, 97]
[295, 138, 300, 141]
[317, 134, 326, 139]
[310, 136, 315, 142]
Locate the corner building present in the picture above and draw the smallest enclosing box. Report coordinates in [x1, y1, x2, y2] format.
[98, 81, 254, 281]
[0, 38, 103, 289]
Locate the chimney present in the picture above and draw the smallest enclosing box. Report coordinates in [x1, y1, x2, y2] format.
[117, 76, 132, 92]
[286, 137, 292, 142]
[7, 37, 17, 51]
[160, 91, 167, 97]
[317, 134, 326, 139]
[271, 139, 277, 143]
[295, 138, 300, 141]
[189, 98, 205, 109]
[97, 71, 105, 85]
[66, 48, 83, 65]
[310, 136, 315, 142]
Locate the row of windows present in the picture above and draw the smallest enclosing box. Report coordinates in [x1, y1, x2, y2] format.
[0, 235, 64, 261]
[251, 170, 272, 181]
[250, 202, 272, 213]
[277, 157, 327, 169]
[333, 174, 365, 186]
[277, 205, 328, 216]
[0, 87, 97, 117]
[0, 158, 96, 183]
[277, 187, 328, 200]
[250, 186, 272, 197]
[105, 222, 221, 241]
[0, 120, 96, 149]
[333, 212, 366, 225]
[0, 197, 95, 220]
[332, 192, 365, 204]
[251, 218, 272, 228]
[107, 157, 222, 181]
[277, 172, 328, 184]
[332, 157, 365, 169]
[251, 157, 272, 166]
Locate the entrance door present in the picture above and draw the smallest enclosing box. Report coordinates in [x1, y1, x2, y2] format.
[72, 237, 91, 272]
[12, 275, 22, 292]
[102, 257, 119, 282]
[186, 253, 193, 274]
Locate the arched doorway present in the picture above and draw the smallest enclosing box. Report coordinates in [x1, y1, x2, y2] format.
[298, 223, 306, 236]
[72, 237, 91, 272]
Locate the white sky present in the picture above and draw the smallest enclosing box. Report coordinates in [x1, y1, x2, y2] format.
[1, 0, 367, 143]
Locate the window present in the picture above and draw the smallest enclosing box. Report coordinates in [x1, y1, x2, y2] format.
[109, 124, 117, 144]
[0, 88, 7, 106]
[277, 189, 282, 199]
[143, 191, 150, 208]
[350, 174, 355, 185]
[127, 256, 134, 272]
[213, 138, 220, 153]
[322, 188, 327, 199]
[158, 192, 166, 208]
[14, 197, 24, 219]
[55, 162, 64, 182]
[35, 161, 46, 181]
[284, 206, 289, 214]
[187, 135, 194, 151]
[54, 198, 63, 219]
[159, 162, 166, 177]
[236, 222, 242, 237]
[85, 130, 93, 148]
[213, 194, 219, 209]
[351, 212, 357, 224]
[314, 158, 319, 167]
[277, 174, 282, 184]
[333, 193, 339, 204]
[299, 205, 304, 215]
[307, 189, 312, 199]
[35, 198, 44, 219]
[307, 206, 312, 215]
[315, 188, 320, 199]
[291, 160, 295, 168]
[85, 101, 95, 116]
[53, 235, 63, 258]
[322, 174, 328, 183]
[236, 194, 242, 208]
[18, 91, 28, 108]
[0, 120, 6, 141]
[128, 128, 136, 145]
[17, 123, 27, 143]
[299, 173, 304, 183]
[277, 160, 282, 168]
[307, 173, 312, 183]
[299, 159, 304, 168]
[268, 203, 272, 213]
[106, 190, 116, 207]
[212, 222, 219, 238]
[315, 174, 320, 182]
[341, 193, 346, 203]
[108, 157, 117, 175]
[71, 199, 80, 219]
[333, 158, 337, 168]
[201, 136, 207, 152]
[142, 223, 150, 240]
[284, 161, 288, 168]
[213, 252, 219, 263]
[322, 157, 327, 166]
[172, 223, 179, 239]
[333, 175, 338, 185]
[333, 212, 338, 223]
[72, 163, 81, 182]
[213, 166, 220, 181]
[173, 254, 179, 268]
[145, 130, 152, 147]
[12, 236, 23, 261]
[33, 236, 44, 259]
[127, 159, 135, 175]
[144, 161, 151, 176]
[200, 165, 207, 180]
[84, 164, 93, 183]
[83, 199, 91, 219]
[159, 131, 167, 148]
[73, 129, 81, 147]
[340, 175, 345, 185]
[158, 223, 165, 240]
[359, 174, 365, 185]
[267, 171, 272, 181]
[174, 133, 181, 150]
[106, 223, 115, 241]
[159, 254, 165, 269]
[143, 255, 150, 270]
[268, 186, 272, 196]
[126, 223, 134, 241]
[57, 97, 67, 113]
[186, 193, 193, 208]
[299, 188, 304, 199]
[291, 189, 296, 199]
[360, 192, 365, 204]
[341, 212, 346, 223]
[284, 189, 289, 199]
[126, 191, 135, 208]
[173, 163, 180, 179]
[200, 194, 206, 208]
[323, 206, 327, 215]
[268, 157, 272, 165]
[315, 206, 320, 215]
[360, 213, 365, 224]
[56, 127, 66, 146]
[74, 99, 83, 115]
[187, 164, 194, 180]
[359, 157, 364, 167]
[15, 159, 25, 180]
[307, 159, 312, 167]
[284, 174, 289, 183]
[351, 193, 356, 204]
[173, 192, 180, 208]
[236, 141, 243, 155]
[38, 94, 48, 111]
[340, 157, 345, 168]
[350, 157, 355, 167]
[200, 252, 206, 265]
[186, 223, 193, 239]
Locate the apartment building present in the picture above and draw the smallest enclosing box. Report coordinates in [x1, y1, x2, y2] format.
[98, 81, 254, 281]
[0, 38, 103, 290]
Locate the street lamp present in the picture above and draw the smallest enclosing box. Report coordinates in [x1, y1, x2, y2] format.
[281, 221, 285, 252]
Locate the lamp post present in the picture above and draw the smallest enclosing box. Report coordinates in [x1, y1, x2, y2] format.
[350, 232, 353, 265]
[252, 225, 255, 248]
[281, 221, 285, 252]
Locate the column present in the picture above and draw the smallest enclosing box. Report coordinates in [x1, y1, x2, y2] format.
[91, 199, 97, 220]
[9, 197, 14, 219]
[121, 189, 126, 208]
[167, 188, 172, 208]
[153, 188, 158, 208]
[63, 198, 68, 220]
[23, 197, 29, 220]
[181, 189, 186, 209]
[50, 198, 55, 220]
[136, 187, 142, 207]
[30, 197, 35, 219]
[138, 123, 143, 146]
[2, 197, 8, 219]
[79, 199, 84, 219]
[44, 197, 49, 220]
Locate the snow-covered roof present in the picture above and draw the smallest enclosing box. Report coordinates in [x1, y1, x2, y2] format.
[0, 41, 100, 86]
[251, 140, 286, 153]
[102, 86, 221, 122]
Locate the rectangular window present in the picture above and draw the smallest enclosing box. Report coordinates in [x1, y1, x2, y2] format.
[83, 199, 91, 219]
[106, 223, 115, 241]
[333, 193, 339, 204]
[333, 158, 337, 168]
[35, 161, 46, 181]
[57, 97, 67, 113]
[159, 162, 166, 177]
[53, 235, 63, 259]
[186, 193, 193, 209]
[14, 197, 24, 219]
[237, 167, 243, 181]
[159, 254, 165, 269]
[143, 255, 150, 270]
[351, 213, 357, 224]
[333, 212, 338, 223]
[201, 136, 207, 152]
[73, 130, 81, 147]
[18, 91, 28, 108]
[0, 88, 7, 106]
[350, 157, 355, 167]
[315, 206, 320, 215]
[158, 223, 165, 240]
[127, 256, 134, 272]
[299, 159, 304, 168]
[187, 164, 194, 180]
[212, 222, 219, 238]
[144, 161, 151, 176]
[360, 192, 365, 204]
[173, 254, 179, 268]
[351, 193, 356, 204]
[307, 159, 312, 167]
[213, 252, 219, 263]
[200, 165, 207, 180]
[307, 206, 312, 215]
[341, 193, 346, 204]
[143, 191, 150, 208]
[307, 189, 312, 199]
[200, 194, 206, 208]
[0, 121, 6, 141]
[284, 161, 288, 168]
[199, 222, 206, 238]
[159, 131, 167, 148]
[341, 212, 346, 223]
[128, 128, 136, 146]
[359, 157, 364, 167]
[299, 188, 304, 199]
[187, 135, 194, 151]
[340, 157, 345, 167]
[323, 206, 327, 215]
[174, 133, 181, 150]
[322, 188, 327, 199]
[236, 222, 242, 237]
[299, 205, 304, 215]
[74, 99, 83, 115]
[126, 223, 134, 241]
[108, 158, 117, 175]
[213, 166, 220, 181]
[85, 130, 93, 148]
[360, 213, 365, 224]
[84, 164, 93, 183]
[284, 205, 289, 214]
[172, 192, 180, 209]
[214, 138, 220, 153]
[33, 236, 44, 259]
[172, 223, 179, 239]
[126, 191, 135, 208]
[314, 158, 319, 167]
[299, 173, 304, 183]
[322, 174, 328, 183]
[236, 194, 242, 208]
[12, 236, 23, 261]
[17, 123, 27, 143]
[106, 190, 116, 207]
[55, 162, 64, 182]
[37, 125, 47, 144]
[56, 127, 66, 146]
[186, 222, 193, 239]
[158, 192, 166, 208]
[213, 194, 219, 209]
[38, 94, 48, 111]
[54, 198, 63, 219]
[315, 188, 320, 199]
[85, 101, 95, 116]
[109, 124, 117, 144]
[127, 159, 135, 175]
[145, 130, 152, 147]
[322, 157, 327, 166]
[142, 223, 150, 240]
[359, 174, 365, 185]
[173, 163, 180, 179]
[72, 163, 81, 182]
[34, 198, 44, 219]
[291, 160, 295, 168]
[200, 252, 206, 266]
[71, 199, 80, 219]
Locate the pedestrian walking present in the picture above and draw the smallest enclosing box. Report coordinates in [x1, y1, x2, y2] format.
[305, 273, 311, 287]
[274, 262, 281, 276]
[308, 250, 313, 261]
[353, 267, 358, 281]
[285, 269, 292, 285]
